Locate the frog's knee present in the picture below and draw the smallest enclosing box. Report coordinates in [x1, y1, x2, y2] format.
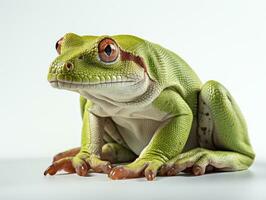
[201, 80, 225, 98]
[200, 80, 231, 108]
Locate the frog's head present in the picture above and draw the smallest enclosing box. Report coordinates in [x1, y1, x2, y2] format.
[48, 33, 153, 102]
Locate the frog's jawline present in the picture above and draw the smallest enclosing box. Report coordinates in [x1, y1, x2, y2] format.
[49, 79, 136, 88]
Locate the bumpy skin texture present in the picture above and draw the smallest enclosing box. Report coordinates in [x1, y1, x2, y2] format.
[44, 33, 255, 181]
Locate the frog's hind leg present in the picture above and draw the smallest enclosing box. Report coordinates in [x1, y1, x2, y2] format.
[160, 80, 255, 176]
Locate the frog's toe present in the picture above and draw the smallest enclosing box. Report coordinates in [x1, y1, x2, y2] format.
[144, 168, 157, 181]
[159, 164, 172, 176]
[86, 155, 112, 174]
[44, 155, 89, 176]
[108, 159, 163, 181]
[108, 166, 139, 180]
[159, 148, 215, 176]
[44, 157, 85, 176]
[72, 157, 90, 176]
[53, 147, 80, 162]
[108, 164, 148, 180]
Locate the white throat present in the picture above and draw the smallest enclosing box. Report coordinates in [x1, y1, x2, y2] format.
[78, 74, 161, 109]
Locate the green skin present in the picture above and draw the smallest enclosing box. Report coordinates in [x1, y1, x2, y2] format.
[44, 33, 255, 181]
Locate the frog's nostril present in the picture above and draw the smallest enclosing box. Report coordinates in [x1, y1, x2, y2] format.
[64, 62, 74, 71]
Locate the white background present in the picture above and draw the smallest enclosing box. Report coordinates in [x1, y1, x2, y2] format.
[0, 0, 265, 162]
[1, 0, 265, 160]
[0, 1, 266, 199]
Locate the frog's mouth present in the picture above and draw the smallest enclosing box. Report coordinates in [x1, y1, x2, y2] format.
[48, 69, 156, 105]
[48, 73, 146, 90]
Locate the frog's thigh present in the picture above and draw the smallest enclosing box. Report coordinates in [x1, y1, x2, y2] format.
[161, 80, 255, 176]
[198, 80, 255, 170]
[200, 80, 254, 155]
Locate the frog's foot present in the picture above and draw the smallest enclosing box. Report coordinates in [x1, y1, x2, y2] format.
[44, 152, 112, 176]
[159, 148, 252, 176]
[159, 148, 213, 176]
[108, 158, 164, 181]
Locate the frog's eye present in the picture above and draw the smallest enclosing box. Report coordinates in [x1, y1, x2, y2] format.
[55, 37, 64, 54]
[98, 38, 119, 63]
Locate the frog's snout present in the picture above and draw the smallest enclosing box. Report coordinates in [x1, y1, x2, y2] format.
[47, 60, 74, 83]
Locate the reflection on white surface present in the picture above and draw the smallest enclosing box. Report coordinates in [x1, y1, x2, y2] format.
[0, 158, 265, 200]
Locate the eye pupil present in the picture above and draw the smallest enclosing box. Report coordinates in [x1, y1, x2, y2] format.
[104, 45, 112, 56]
[98, 38, 119, 63]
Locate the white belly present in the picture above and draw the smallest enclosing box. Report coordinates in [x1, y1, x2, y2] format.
[90, 103, 173, 155]
[112, 117, 171, 155]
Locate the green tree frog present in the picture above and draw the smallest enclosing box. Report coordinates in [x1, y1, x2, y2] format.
[44, 33, 255, 181]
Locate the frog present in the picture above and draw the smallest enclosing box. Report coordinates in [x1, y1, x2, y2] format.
[44, 33, 255, 181]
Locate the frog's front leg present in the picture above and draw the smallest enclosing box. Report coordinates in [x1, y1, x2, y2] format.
[44, 101, 112, 176]
[160, 80, 255, 176]
[109, 89, 193, 181]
